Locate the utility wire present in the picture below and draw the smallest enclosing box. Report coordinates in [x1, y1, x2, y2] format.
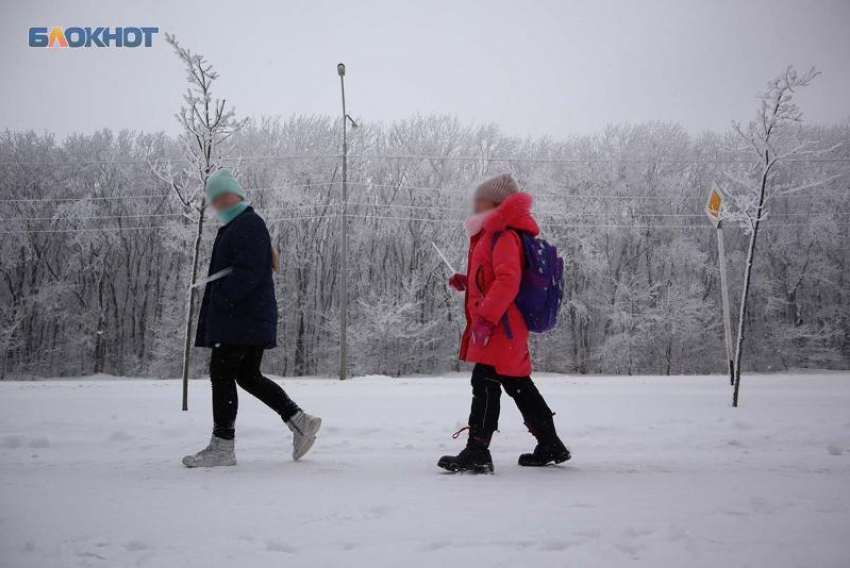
[4, 208, 847, 233]
[1, 212, 186, 222]
[4, 177, 845, 203]
[0, 155, 342, 167]
[342, 213, 713, 229]
[266, 214, 335, 223]
[342, 213, 850, 230]
[251, 181, 340, 193]
[345, 202, 850, 218]
[0, 225, 175, 234]
[0, 214, 333, 234]
[5, 198, 848, 222]
[2, 154, 848, 167]
[0, 181, 341, 203]
[346, 154, 850, 165]
[344, 181, 845, 200]
[0, 193, 173, 204]
[2, 202, 339, 222]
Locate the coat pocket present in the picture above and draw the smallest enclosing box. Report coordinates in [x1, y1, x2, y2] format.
[474, 265, 487, 295]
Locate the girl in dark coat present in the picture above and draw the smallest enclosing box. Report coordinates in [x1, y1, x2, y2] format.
[182, 169, 322, 468]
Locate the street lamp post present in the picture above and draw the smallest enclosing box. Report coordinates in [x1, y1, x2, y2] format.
[337, 62, 349, 381]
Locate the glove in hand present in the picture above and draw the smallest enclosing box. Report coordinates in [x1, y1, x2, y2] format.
[448, 273, 467, 292]
[471, 315, 495, 347]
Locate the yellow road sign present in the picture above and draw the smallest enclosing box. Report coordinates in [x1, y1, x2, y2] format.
[705, 183, 725, 227]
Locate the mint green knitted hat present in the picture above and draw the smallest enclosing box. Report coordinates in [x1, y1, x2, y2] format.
[205, 169, 246, 203]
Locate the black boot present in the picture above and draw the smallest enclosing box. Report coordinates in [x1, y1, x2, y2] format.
[518, 416, 571, 467]
[438, 429, 494, 474]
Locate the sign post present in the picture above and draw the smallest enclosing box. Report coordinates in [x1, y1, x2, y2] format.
[705, 183, 735, 386]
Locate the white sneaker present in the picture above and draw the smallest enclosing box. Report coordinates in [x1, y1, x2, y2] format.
[182, 436, 237, 468]
[286, 411, 322, 461]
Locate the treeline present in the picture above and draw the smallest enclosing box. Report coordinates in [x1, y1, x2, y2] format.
[1, 116, 848, 379]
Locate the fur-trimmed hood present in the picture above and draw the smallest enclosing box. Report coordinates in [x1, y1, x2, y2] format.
[482, 192, 539, 236]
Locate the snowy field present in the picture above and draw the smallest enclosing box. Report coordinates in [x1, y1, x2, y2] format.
[1, 373, 849, 568]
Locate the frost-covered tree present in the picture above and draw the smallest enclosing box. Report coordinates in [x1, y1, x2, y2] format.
[149, 34, 247, 409]
[1, 105, 847, 381]
[726, 67, 842, 406]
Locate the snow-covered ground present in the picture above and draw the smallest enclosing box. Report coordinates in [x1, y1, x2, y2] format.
[1, 373, 849, 568]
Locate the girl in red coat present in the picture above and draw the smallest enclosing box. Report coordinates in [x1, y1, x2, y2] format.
[438, 173, 570, 473]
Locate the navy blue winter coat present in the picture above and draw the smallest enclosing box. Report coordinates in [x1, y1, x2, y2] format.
[195, 207, 278, 348]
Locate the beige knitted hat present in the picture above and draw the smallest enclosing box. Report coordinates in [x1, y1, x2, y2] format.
[473, 173, 519, 204]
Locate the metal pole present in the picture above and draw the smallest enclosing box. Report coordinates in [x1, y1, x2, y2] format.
[337, 63, 348, 381]
[716, 221, 735, 386]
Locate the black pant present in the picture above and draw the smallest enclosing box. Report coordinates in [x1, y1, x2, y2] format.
[210, 345, 300, 440]
[468, 364, 553, 438]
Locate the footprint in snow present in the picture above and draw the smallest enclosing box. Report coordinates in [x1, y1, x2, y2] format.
[538, 537, 588, 551]
[265, 539, 298, 554]
[826, 444, 843, 456]
[1, 435, 24, 449]
[107, 431, 135, 442]
[122, 541, 152, 552]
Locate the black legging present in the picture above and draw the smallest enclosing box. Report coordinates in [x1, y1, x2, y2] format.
[210, 345, 300, 439]
[467, 363, 553, 437]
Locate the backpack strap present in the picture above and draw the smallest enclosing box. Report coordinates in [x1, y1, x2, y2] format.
[490, 229, 522, 253]
[490, 230, 503, 250]
[501, 313, 513, 340]
[490, 229, 524, 266]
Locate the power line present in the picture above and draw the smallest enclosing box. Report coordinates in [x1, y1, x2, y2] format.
[259, 202, 340, 213]
[347, 154, 850, 165]
[345, 200, 467, 212]
[342, 213, 705, 229]
[343, 213, 713, 229]
[343, 201, 850, 218]
[0, 225, 173, 235]
[0, 214, 333, 234]
[1, 212, 186, 222]
[344, 213, 462, 225]
[5, 199, 847, 223]
[0, 193, 173, 204]
[3, 178, 845, 204]
[3, 201, 339, 222]
[251, 181, 340, 193]
[2, 154, 848, 167]
[4, 208, 846, 234]
[0, 155, 342, 167]
[345, 181, 844, 200]
[266, 214, 335, 223]
[349, 181, 705, 198]
[0, 181, 341, 203]
[537, 210, 850, 219]
[342, 213, 850, 230]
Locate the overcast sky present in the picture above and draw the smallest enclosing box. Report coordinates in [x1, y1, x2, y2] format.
[2, 0, 849, 140]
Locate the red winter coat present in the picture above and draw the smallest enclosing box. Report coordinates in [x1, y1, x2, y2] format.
[460, 192, 539, 377]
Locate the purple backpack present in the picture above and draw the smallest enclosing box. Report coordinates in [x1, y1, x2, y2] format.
[493, 231, 564, 333]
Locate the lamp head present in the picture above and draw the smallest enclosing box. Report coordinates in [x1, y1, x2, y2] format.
[337, 63, 346, 77]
